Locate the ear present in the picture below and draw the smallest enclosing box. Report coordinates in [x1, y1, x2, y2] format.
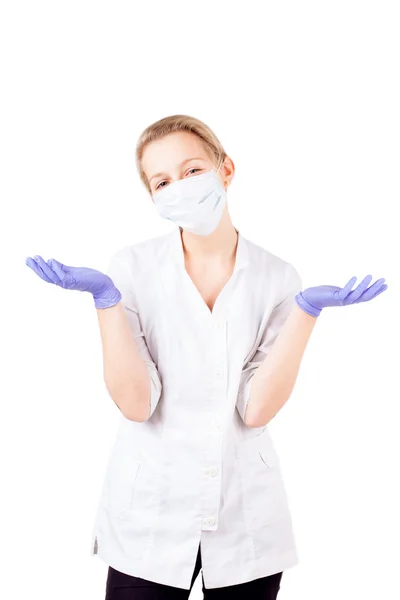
[221, 156, 235, 189]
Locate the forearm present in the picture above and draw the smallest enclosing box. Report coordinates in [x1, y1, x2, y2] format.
[245, 303, 317, 427]
[96, 302, 151, 422]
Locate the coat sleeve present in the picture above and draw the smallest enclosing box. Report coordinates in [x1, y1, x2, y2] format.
[105, 249, 162, 419]
[236, 263, 302, 424]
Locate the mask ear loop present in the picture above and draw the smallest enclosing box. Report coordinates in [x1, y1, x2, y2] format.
[215, 158, 228, 189]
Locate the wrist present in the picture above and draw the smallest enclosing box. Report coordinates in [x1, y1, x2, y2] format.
[294, 291, 322, 317]
[93, 284, 122, 309]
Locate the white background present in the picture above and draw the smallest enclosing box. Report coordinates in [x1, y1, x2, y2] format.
[1, 1, 399, 598]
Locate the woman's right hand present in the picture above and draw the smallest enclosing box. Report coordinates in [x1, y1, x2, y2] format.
[25, 255, 122, 309]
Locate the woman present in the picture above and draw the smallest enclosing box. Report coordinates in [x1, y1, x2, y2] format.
[25, 114, 387, 599]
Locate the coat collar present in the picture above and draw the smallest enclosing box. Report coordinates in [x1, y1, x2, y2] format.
[168, 226, 250, 272]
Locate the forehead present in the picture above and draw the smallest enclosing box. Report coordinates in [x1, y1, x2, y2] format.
[142, 131, 209, 176]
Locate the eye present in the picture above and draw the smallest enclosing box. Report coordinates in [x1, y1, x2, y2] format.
[155, 181, 165, 190]
[187, 168, 201, 176]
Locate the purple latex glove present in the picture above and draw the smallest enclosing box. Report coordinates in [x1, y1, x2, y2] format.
[295, 275, 388, 317]
[25, 255, 122, 309]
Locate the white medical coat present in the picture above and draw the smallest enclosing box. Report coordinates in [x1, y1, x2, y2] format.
[90, 226, 303, 589]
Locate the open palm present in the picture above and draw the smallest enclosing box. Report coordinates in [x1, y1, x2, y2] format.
[295, 275, 388, 317]
[25, 255, 122, 308]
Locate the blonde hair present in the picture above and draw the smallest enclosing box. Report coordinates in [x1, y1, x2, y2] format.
[135, 114, 227, 193]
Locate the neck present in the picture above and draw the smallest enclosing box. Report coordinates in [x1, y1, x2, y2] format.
[179, 208, 238, 263]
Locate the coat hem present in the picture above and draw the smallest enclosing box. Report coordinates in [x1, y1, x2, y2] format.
[90, 529, 299, 590]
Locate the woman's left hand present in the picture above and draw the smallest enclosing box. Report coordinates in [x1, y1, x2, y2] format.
[295, 275, 388, 317]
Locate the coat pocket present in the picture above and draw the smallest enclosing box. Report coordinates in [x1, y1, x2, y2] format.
[105, 452, 141, 518]
[258, 433, 281, 469]
[239, 435, 290, 529]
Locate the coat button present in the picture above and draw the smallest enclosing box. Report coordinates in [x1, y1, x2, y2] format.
[211, 418, 221, 431]
[205, 467, 218, 477]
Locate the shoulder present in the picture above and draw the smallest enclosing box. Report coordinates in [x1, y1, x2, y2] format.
[108, 230, 173, 271]
[244, 234, 299, 274]
[242, 234, 302, 297]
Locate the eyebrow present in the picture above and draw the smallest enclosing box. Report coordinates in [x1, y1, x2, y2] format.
[148, 157, 206, 184]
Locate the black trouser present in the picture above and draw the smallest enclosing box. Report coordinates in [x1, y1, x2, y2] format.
[105, 544, 283, 599]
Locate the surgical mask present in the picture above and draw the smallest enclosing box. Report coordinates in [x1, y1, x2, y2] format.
[151, 162, 227, 236]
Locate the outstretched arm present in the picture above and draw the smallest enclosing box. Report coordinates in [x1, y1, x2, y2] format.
[245, 303, 316, 427]
[245, 272, 387, 427]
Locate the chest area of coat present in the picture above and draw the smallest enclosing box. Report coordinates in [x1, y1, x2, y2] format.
[138, 264, 274, 372]
[183, 258, 235, 313]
